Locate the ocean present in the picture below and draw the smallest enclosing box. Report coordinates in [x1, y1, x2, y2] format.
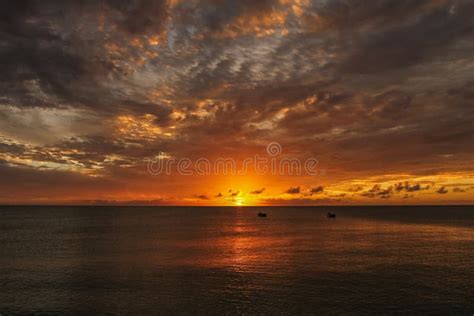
[0, 206, 473, 315]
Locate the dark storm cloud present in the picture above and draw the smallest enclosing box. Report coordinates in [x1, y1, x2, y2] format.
[0, 0, 473, 202]
[169, 0, 277, 38]
[0, 1, 102, 106]
[106, 0, 169, 35]
[0, 36, 79, 107]
[394, 182, 431, 193]
[436, 186, 449, 194]
[250, 188, 265, 194]
[448, 80, 474, 100]
[347, 186, 364, 193]
[285, 186, 300, 194]
[0, 0, 173, 121]
[358, 181, 457, 199]
[0, 141, 26, 155]
[309, 186, 324, 195]
[361, 185, 393, 199]
[342, 0, 474, 74]
[276, 83, 474, 175]
[0, 159, 115, 199]
[304, 0, 438, 31]
[195, 194, 210, 200]
[0, 133, 172, 176]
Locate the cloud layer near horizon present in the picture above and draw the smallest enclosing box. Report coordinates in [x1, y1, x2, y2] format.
[0, 0, 473, 204]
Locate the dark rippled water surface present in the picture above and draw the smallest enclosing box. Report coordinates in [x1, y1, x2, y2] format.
[1, 206, 473, 315]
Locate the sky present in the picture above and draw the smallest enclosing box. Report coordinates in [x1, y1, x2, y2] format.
[0, 0, 473, 205]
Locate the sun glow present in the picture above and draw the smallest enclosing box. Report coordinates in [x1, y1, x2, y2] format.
[234, 197, 245, 206]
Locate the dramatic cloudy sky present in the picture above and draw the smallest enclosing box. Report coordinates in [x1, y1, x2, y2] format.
[0, 0, 473, 205]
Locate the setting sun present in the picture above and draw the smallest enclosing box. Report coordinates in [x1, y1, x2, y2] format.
[234, 197, 245, 206]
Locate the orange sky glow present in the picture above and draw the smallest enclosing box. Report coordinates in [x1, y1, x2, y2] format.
[0, 0, 473, 205]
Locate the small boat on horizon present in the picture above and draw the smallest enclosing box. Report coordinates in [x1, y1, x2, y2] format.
[327, 212, 336, 218]
[258, 212, 267, 217]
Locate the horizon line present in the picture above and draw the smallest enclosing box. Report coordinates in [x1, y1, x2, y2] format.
[0, 204, 473, 207]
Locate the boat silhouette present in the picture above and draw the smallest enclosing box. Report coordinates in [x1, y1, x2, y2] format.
[327, 212, 336, 218]
[258, 212, 267, 217]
